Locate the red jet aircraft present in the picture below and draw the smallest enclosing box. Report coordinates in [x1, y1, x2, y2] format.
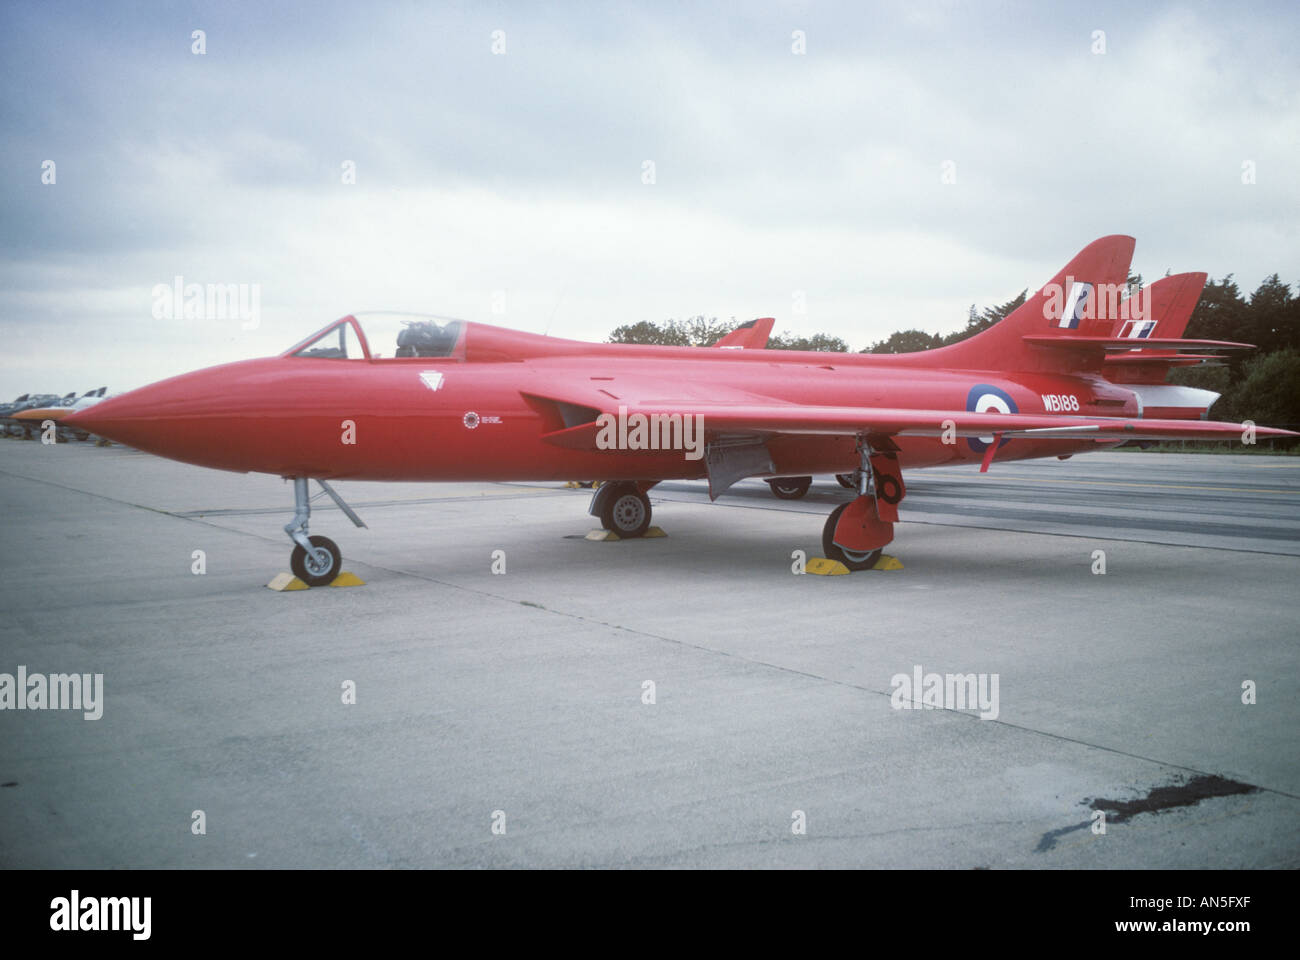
[68, 236, 1296, 584]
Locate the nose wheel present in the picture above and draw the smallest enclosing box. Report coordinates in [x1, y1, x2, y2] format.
[283, 477, 366, 586]
[291, 535, 342, 586]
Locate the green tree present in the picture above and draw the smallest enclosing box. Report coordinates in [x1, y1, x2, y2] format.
[1243, 274, 1296, 355]
[608, 315, 735, 346]
[1184, 275, 1247, 343]
[940, 289, 1027, 346]
[608, 320, 677, 345]
[1183, 276, 1252, 380]
[1219, 348, 1300, 428]
[866, 329, 943, 354]
[766, 332, 850, 352]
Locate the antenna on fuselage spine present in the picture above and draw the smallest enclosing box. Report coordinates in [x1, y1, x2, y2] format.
[543, 289, 566, 337]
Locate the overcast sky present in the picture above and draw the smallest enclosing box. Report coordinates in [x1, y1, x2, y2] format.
[2, 0, 1296, 395]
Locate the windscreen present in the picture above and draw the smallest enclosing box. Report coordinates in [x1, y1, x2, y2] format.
[290, 319, 365, 359]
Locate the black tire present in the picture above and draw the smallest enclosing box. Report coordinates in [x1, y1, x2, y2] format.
[768, 476, 812, 500]
[821, 503, 882, 572]
[600, 487, 652, 537]
[835, 473, 856, 489]
[290, 535, 342, 587]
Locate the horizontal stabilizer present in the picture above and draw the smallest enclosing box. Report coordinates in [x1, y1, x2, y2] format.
[1024, 335, 1253, 352]
[1103, 353, 1223, 366]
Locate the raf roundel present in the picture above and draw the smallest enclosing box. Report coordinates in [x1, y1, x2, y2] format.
[965, 384, 1017, 453]
[463, 411, 480, 430]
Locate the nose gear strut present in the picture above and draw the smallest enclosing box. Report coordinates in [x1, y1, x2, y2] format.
[284, 477, 367, 586]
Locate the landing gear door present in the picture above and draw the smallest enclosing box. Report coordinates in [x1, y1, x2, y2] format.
[704, 438, 775, 501]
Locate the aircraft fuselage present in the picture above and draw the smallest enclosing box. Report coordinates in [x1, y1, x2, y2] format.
[73, 350, 1135, 481]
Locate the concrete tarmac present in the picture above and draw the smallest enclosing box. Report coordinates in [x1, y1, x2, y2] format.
[0, 441, 1296, 868]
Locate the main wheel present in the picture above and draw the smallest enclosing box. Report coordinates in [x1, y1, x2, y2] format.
[821, 503, 882, 572]
[290, 534, 342, 586]
[768, 476, 812, 500]
[600, 487, 652, 537]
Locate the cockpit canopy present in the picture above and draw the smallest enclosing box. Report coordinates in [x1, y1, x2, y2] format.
[394, 319, 461, 357]
[284, 312, 465, 361]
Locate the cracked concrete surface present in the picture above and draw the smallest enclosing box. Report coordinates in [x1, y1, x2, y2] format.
[0, 443, 1296, 867]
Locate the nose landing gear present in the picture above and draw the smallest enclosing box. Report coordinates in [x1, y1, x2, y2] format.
[284, 477, 367, 586]
[291, 534, 341, 586]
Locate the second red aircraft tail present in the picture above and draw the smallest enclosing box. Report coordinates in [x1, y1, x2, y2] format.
[1104, 272, 1210, 385]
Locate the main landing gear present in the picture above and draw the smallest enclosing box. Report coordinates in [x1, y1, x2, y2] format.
[767, 476, 812, 499]
[820, 441, 906, 572]
[589, 481, 653, 538]
[284, 477, 367, 586]
[766, 474, 858, 499]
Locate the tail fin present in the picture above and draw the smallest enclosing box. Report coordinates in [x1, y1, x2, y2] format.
[714, 317, 774, 350]
[1106, 272, 1211, 385]
[925, 235, 1136, 372]
[1115, 271, 1206, 340]
[1105, 271, 1225, 416]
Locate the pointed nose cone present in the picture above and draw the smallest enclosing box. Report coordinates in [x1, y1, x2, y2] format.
[62, 359, 277, 468]
[63, 385, 171, 448]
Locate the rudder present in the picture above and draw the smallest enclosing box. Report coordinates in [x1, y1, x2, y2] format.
[924, 235, 1136, 373]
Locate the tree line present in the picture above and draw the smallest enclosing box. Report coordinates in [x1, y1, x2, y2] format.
[607, 274, 1300, 428]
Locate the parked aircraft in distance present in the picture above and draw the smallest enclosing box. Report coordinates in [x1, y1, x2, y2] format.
[1, 388, 108, 440]
[68, 237, 1296, 584]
